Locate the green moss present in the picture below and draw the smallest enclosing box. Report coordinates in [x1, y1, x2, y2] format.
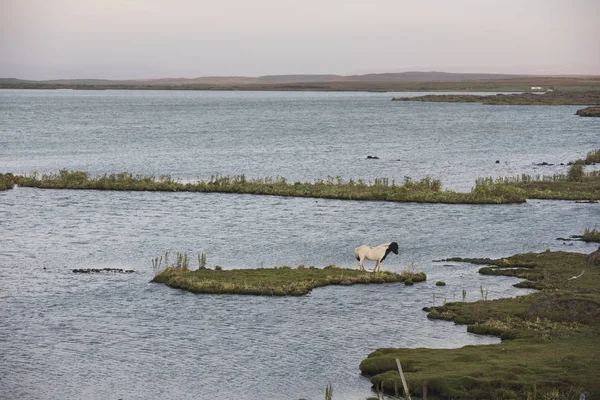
[152, 264, 426, 296]
[360, 251, 600, 399]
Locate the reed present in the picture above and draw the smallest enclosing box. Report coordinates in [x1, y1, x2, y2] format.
[15, 169, 529, 204]
[151, 254, 426, 296]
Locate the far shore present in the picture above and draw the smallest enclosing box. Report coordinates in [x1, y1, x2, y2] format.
[2, 75, 600, 93]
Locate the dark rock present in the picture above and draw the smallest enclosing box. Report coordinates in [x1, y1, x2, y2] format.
[72, 268, 135, 274]
[535, 162, 554, 166]
[495, 160, 500, 163]
[366, 155, 379, 159]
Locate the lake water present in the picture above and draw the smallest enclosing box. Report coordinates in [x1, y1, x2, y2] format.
[0, 89, 599, 400]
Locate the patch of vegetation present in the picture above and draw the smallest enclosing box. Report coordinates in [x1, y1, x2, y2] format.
[393, 91, 600, 105]
[360, 251, 600, 399]
[475, 160, 600, 201]
[583, 227, 600, 243]
[151, 252, 426, 296]
[15, 170, 528, 204]
[0, 173, 16, 191]
[584, 149, 600, 164]
[576, 106, 600, 117]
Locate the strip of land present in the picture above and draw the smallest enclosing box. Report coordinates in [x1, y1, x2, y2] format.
[12, 163, 600, 203]
[152, 264, 426, 296]
[359, 250, 600, 399]
[392, 91, 600, 105]
[2, 74, 600, 92]
[14, 171, 529, 204]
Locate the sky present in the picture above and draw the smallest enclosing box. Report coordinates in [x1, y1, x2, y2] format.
[1, 0, 599, 80]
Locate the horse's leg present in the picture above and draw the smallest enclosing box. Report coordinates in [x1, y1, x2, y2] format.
[375, 259, 381, 273]
[359, 257, 365, 271]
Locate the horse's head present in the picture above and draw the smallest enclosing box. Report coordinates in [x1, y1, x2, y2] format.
[389, 242, 399, 255]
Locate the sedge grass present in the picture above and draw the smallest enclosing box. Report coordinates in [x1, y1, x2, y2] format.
[360, 251, 600, 399]
[15, 170, 527, 204]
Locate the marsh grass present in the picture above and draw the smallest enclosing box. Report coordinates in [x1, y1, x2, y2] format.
[15, 170, 527, 204]
[0, 173, 16, 191]
[583, 227, 600, 243]
[360, 251, 600, 399]
[475, 168, 600, 201]
[151, 254, 426, 296]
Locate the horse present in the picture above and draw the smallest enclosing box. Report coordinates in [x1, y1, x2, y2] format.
[354, 242, 399, 273]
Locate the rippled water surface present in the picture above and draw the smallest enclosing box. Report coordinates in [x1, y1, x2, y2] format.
[1, 90, 599, 400]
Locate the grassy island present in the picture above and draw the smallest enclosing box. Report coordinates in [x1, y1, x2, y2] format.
[359, 250, 600, 399]
[151, 256, 426, 296]
[15, 170, 528, 204]
[392, 91, 600, 105]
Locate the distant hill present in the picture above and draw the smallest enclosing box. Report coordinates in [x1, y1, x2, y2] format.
[1, 72, 529, 86]
[2, 72, 599, 92]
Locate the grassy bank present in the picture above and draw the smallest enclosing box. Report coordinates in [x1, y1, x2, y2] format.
[0, 173, 16, 191]
[15, 170, 528, 204]
[359, 250, 600, 399]
[392, 91, 600, 105]
[475, 164, 600, 201]
[151, 253, 426, 296]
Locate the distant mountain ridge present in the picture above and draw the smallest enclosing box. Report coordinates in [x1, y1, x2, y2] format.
[1, 71, 530, 85]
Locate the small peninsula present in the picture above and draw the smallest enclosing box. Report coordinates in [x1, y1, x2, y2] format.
[392, 91, 600, 105]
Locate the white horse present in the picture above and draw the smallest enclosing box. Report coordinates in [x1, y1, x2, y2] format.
[354, 242, 399, 273]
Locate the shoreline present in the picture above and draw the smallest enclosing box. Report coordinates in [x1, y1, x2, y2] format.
[359, 249, 600, 399]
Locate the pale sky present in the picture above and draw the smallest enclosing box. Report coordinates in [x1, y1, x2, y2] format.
[1, 0, 599, 80]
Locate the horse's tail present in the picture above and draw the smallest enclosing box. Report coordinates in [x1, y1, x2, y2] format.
[354, 247, 360, 261]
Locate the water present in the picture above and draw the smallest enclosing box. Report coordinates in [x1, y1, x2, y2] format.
[1, 90, 599, 400]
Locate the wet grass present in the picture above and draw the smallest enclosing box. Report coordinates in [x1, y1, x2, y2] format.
[15, 170, 528, 204]
[152, 258, 426, 296]
[0, 173, 16, 191]
[360, 251, 600, 399]
[392, 91, 600, 105]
